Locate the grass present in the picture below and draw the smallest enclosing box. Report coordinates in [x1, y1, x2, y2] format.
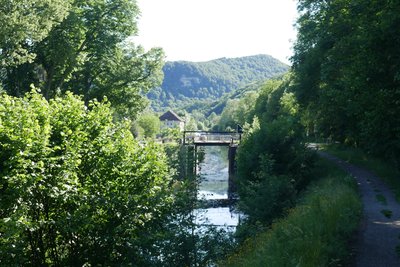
[220, 158, 362, 267]
[320, 144, 400, 201]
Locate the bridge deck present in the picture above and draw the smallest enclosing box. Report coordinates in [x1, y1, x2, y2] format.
[183, 131, 241, 146]
[193, 140, 233, 146]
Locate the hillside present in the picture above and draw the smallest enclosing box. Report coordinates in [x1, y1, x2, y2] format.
[148, 54, 289, 110]
[204, 79, 268, 115]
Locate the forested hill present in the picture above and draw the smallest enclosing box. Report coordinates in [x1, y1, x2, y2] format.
[148, 54, 288, 109]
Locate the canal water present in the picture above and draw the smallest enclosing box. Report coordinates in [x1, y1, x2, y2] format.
[195, 146, 239, 228]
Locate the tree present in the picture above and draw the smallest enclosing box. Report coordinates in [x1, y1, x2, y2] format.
[2, 0, 165, 119]
[292, 0, 400, 164]
[0, 0, 71, 66]
[136, 112, 161, 138]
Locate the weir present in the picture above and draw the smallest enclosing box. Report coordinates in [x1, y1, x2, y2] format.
[182, 130, 241, 204]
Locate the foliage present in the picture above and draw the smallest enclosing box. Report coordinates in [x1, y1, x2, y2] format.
[151, 142, 235, 266]
[235, 77, 315, 239]
[217, 92, 258, 131]
[238, 154, 295, 230]
[292, 0, 400, 166]
[147, 191, 236, 267]
[160, 127, 182, 144]
[0, 0, 71, 66]
[134, 112, 161, 138]
[221, 158, 362, 267]
[0, 90, 175, 266]
[2, 0, 165, 119]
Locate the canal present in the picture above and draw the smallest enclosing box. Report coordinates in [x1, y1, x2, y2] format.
[195, 146, 240, 228]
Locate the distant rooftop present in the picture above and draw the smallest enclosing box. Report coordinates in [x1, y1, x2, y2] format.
[159, 110, 184, 122]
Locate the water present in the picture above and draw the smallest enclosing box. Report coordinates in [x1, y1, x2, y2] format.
[195, 146, 239, 228]
[194, 207, 239, 227]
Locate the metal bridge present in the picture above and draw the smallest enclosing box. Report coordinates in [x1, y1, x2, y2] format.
[182, 130, 241, 204]
[183, 131, 241, 146]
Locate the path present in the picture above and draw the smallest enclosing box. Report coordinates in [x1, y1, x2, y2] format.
[318, 151, 400, 267]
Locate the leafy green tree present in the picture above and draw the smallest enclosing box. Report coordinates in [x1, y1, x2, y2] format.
[0, 0, 71, 66]
[292, 0, 400, 164]
[136, 112, 161, 138]
[0, 90, 174, 265]
[218, 92, 258, 131]
[2, 0, 165, 119]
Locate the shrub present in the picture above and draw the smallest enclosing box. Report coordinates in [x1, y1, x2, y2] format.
[235, 79, 315, 238]
[0, 90, 174, 266]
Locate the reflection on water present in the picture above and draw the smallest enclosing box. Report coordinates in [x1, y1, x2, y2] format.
[194, 207, 239, 227]
[195, 146, 239, 227]
[198, 147, 228, 200]
[198, 172, 228, 199]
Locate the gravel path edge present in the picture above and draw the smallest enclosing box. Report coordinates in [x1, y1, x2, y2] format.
[318, 151, 400, 267]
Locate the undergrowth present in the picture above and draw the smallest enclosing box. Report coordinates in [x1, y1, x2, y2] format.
[220, 157, 362, 267]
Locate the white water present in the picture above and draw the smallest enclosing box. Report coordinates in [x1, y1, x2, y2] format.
[194, 207, 239, 227]
[195, 147, 239, 227]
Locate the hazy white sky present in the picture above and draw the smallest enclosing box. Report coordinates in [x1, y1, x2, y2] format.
[134, 0, 298, 64]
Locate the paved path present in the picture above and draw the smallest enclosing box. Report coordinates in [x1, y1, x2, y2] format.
[319, 152, 400, 267]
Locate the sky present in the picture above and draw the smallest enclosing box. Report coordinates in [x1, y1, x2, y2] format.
[134, 0, 298, 64]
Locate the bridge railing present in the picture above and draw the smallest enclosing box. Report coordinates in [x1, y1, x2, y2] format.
[183, 131, 241, 145]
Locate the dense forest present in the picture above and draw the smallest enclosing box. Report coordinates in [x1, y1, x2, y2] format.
[292, 0, 400, 165]
[220, 0, 400, 221]
[218, 0, 400, 166]
[148, 55, 288, 111]
[1, 0, 400, 266]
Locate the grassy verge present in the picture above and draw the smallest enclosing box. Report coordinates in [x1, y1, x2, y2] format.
[220, 158, 362, 267]
[320, 144, 400, 200]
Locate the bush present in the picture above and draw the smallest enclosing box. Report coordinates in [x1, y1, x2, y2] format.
[238, 154, 295, 226]
[235, 79, 315, 238]
[0, 90, 174, 266]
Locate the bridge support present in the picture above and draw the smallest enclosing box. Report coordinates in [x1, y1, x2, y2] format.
[228, 145, 238, 199]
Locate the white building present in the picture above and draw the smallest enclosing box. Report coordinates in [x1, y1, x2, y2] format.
[159, 110, 185, 131]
